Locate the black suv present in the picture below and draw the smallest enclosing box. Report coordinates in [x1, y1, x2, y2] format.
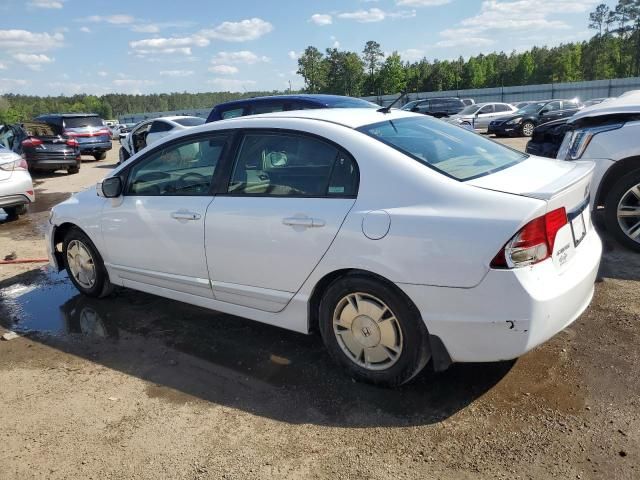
[400, 97, 465, 118]
[34, 113, 112, 160]
[487, 99, 581, 137]
[206, 94, 379, 123]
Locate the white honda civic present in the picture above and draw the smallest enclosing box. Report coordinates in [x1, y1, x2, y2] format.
[47, 108, 602, 386]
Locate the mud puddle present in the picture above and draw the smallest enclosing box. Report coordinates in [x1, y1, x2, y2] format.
[0, 268, 514, 426]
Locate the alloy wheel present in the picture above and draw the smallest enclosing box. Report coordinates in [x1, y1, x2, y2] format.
[522, 122, 534, 136]
[66, 239, 97, 289]
[332, 292, 403, 371]
[617, 183, 640, 245]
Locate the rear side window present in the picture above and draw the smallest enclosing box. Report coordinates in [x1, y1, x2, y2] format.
[227, 133, 358, 197]
[174, 117, 205, 127]
[359, 116, 526, 181]
[495, 104, 512, 112]
[221, 107, 246, 119]
[63, 116, 104, 128]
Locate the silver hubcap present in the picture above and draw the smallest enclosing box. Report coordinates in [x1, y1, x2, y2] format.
[617, 183, 640, 244]
[66, 240, 96, 289]
[523, 123, 533, 136]
[333, 292, 403, 371]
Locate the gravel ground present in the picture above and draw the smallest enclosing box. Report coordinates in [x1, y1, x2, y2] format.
[0, 137, 638, 479]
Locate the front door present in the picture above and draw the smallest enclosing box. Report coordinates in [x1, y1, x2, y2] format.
[205, 131, 359, 312]
[101, 133, 231, 298]
[474, 104, 495, 130]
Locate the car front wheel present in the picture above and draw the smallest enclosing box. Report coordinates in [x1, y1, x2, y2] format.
[63, 227, 113, 297]
[319, 274, 431, 387]
[521, 121, 535, 137]
[94, 152, 107, 161]
[605, 169, 640, 252]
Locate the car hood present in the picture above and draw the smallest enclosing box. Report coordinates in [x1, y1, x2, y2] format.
[570, 90, 640, 122]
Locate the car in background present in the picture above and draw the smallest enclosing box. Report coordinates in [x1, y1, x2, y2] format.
[582, 97, 610, 108]
[0, 121, 81, 174]
[118, 116, 205, 163]
[461, 98, 475, 106]
[206, 94, 379, 123]
[446, 102, 517, 132]
[34, 113, 111, 161]
[488, 99, 582, 137]
[401, 97, 466, 118]
[511, 101, 534, 110]
[48, 108, 601, 386]
[525, 118, 571, 159]
[553, 90, 640, 251]
[118, 122, 137, 141]
[0, 145, 34, 219]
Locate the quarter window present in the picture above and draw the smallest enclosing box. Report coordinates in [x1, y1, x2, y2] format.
[127, 135, 229, 196]
[227, 133, 358, 197]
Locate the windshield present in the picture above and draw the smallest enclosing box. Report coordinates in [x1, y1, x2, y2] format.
[358, 116, 527, 181]
[458, 105, 481, 115]
[174, 117, 205, 127]
[63, 116, 104, 128]
[516, 102, 546, 115]
[401, 100, 421, 111]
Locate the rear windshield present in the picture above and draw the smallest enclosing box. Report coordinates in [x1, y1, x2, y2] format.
[358, 116, 527, 181]
[63, 116, 104, 128]
[174, 117, 205, 127]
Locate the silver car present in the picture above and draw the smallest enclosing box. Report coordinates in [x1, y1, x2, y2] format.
[447, 102, 517, 132]
[0, 146, 34, 219]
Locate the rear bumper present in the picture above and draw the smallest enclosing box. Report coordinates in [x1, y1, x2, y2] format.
[0, 193, 32, 208]
[79, 141, 112, 154]
[0, 172, 34, 207]
[26, 154, 80, 171]
[398, 229, 602, 363]
[488, 124, 522, 136]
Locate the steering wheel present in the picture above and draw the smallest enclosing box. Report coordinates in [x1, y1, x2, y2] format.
[176, 172, 209, 193]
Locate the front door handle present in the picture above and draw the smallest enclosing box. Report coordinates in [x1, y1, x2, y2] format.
[171, 211, 201, 221]
[282, 217, 325, 228]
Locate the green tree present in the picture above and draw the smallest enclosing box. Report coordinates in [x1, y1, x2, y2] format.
[380, 52, 406, 94]
[297, 46, 327, 93]
[362, 41, 384, 95]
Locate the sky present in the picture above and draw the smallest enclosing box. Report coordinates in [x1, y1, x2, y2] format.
[0, 0, 611, 96]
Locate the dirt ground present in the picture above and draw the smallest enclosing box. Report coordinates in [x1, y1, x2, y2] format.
[0, 137, 638, 480]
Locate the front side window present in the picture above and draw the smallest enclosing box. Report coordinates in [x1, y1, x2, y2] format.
[149, 121, 172, 134]
[228, 133, 358, 197]
[359, 116, 527, 181]
[127, 135, 229, 196]
[478, 105, 494, 114]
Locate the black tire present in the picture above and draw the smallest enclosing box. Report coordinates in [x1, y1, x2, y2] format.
[319, 274, 431, 387]
[521, 121, 535, 137]
[68, 165, 80, 174]
[3, 205, 27, 218]
[94, 152, 107, 161]
[118, 147, 130, 165]
[62, 227, 113, 297]
[604, 169, 640, 252]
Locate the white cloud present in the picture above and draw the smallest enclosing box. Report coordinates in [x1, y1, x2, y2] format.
[338, 8, 386, 22]
[12, 53, 54, 70]
[47, 81, 110, 95]
[131, 24, 160, 33]
[0, 29, 64, 52]
[199, 18, 273, 42]
[97, 71, 108, 77]
[0, 62, 6, 70]
[113, 79, 156, 87]
[0, 78, 30, 93]
[79, 26, 91, 33]
[288, 50, 298, 60]
[28, 0, 64, 9]
[207, 77, 257, 92]
[159, 69, 194, 77]
[310, 14, 333, 26]
[208, 65, 239, 75]
[399, 48, 425, 62]
[129, 36, 209, 56]
[83, 14, 135, 25]
[396, 0, 451, 6]
[211, 51, 269, 64]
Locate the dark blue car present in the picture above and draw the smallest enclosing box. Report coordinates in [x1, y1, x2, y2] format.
[205, 94, 379, 123]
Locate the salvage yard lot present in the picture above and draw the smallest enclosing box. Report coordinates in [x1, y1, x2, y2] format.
[0, 138, 639, 479]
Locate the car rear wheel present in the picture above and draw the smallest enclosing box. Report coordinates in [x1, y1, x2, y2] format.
[605, 169, 640, 252]
[319, 274, 431, 387]
[63, 227, 113, 297]
[68, 165, 80, 174]
[94, 152, 107, 161]
[521, 121, 535, 137]
[3, 205, 27, 218]
[118, 147, 130, 164]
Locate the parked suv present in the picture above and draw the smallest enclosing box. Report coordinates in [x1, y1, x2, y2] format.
[401, 97, 465, 118]
[206, 94, 378, 122]
[0, 121, 81, 174]
[554, 91, 640, 251]
[488, 99, 581, 137]
[35, 113, 111, 160]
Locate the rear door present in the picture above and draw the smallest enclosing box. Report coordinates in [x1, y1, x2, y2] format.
[205, 130, 359, 312]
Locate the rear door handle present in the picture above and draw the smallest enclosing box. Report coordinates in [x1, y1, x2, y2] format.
[282, 217, 325, 228]
[171, 211, 201, 221]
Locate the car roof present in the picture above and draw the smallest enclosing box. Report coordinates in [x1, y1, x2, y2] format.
[204, 107, 419, 129]
[157, 116, 200, 122]
[571, 90, 640, 121]
[40, 113, 100, 118]
[214, 94, 376, 108]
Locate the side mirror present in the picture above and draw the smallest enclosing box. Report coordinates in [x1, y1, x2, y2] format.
[97, 177, 123, 198]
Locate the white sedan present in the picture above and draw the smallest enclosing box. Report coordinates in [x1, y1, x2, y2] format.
[118, 116, 205, 164]
[47, 108, 601, 386]
[0, 146, 34, 218]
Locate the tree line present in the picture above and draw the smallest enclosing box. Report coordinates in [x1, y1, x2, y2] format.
[296, 0, 640, 96]
[1, 0, 639, 124]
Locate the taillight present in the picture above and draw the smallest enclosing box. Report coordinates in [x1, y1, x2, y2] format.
[491, 208, 568, 269]
[67, 138, 79, 147]
[0, 157, 28, 171]
[21, 137, 43, 148]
